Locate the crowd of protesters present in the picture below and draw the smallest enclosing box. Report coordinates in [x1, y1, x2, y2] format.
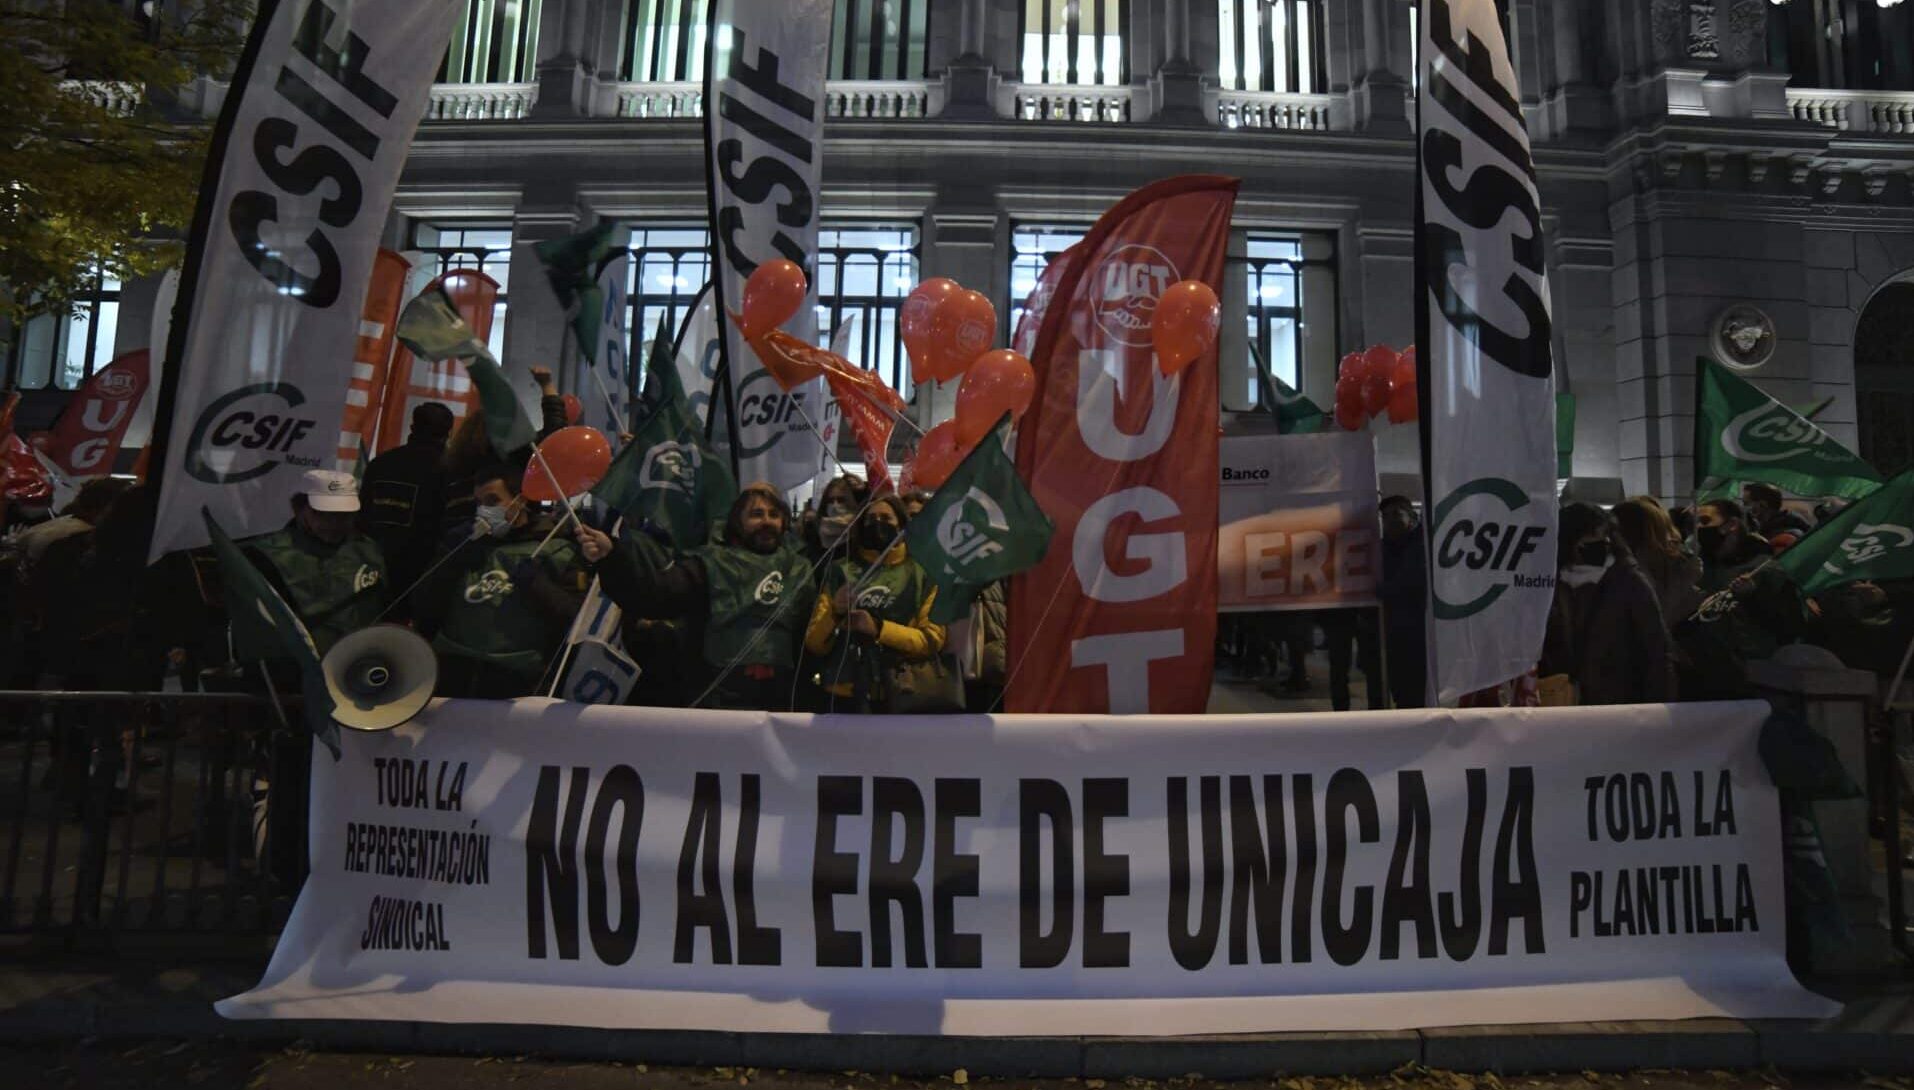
[1, 368, 1907, 722]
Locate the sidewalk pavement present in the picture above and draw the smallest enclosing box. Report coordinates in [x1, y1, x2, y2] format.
[1, 952, 1910, 1077]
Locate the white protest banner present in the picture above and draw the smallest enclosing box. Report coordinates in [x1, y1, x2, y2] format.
[1219, 433, 1380, 612]
[703, 0, 833, 491]
[588, 254, 633, 437]
[1416, 0, 1558, 703]
[147, 0, 461, 559]
[219, 700, 1833, 1034]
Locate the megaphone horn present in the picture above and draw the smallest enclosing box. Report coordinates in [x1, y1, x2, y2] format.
[322, 624, 439, 732]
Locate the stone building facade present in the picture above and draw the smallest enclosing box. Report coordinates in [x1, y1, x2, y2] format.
[8, 0, 1914, 502]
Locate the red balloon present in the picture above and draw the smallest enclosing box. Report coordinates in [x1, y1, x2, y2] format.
[953, 349, 1036, 446]
[1386, 379, 1419, 424]
[926, 289, 997, 382]
[561, 393, 583, 426]
[739, 259, 807, 337]
[907, 420, 970, 491]
[1361, 371, 1392, 416]
[1152, 280, 1221, 376]
[1391, 353, 1416, 390]
[1335, 370, 1363, 407]
[1362, 343, 1399, 380]
[524, 425, 613, 503]
[901, 278, 959, 385]
[1334, 398, 1366, 432]
[1339, 351, 1368, 385]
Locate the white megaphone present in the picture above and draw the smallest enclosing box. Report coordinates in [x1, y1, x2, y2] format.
[321, 624, 439, 731]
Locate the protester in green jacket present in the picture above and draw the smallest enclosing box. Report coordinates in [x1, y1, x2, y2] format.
[416, 465, 588, 699]
[243, 469, 388, 657]
[804, 493, 946, 712]
[575, 482, 813, 711]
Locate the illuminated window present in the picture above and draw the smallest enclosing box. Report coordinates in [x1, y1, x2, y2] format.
[1218, 0, 1324, 95]
[6, 269, 121, 391]
[621, 0, 708, 82]
[407, 222, 514, 359]
[1019, 0, 1126, 87]
[441, 0, 543, 84]
[831, 0, 930, 80]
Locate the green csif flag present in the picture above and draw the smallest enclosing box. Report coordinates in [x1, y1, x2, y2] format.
[1250, 342, 1326, 434]
[533, 221, 621, 357]
[906, 416, 1055, 625]
[1774, 468, 1914, 595]
[593, 320, 736, 547]
[202, 509, 341, 760]
[1694, 357, 1881, 501]
[395, 288, 538, 455]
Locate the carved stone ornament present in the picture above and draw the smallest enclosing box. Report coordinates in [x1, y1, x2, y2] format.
[1687, 2, 1720, 61]
[1712, 304, 1778, 370]
[1719, 0, 1771, 66]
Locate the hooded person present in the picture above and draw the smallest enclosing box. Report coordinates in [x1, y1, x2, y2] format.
[576, 482, 814, 711]
[802, 493, 947, 713]
[414, 463, 588, 699]
[1539, 502, 1673, 705]
[359, 401, 455, 604]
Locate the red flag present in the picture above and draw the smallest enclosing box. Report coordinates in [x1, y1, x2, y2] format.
[375, 268, 499, 453]
[1007, 176, 1238, 714]
[740, 323, 907, 492]
[39, 350, 151, 478]
[336, 249, 411, 466]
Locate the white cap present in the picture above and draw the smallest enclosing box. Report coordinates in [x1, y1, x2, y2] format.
[298, 469, 360, 513]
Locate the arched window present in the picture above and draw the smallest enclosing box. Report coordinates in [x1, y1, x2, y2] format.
[1219, 0, 1325, 95]
[1020, 0, 1127, 86]
[441, 0, 543, 84]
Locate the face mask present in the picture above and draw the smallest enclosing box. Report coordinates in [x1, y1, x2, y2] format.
[1696, 526, 1725, 558]
[859, 521, 894, 552]
[473, 504, 514, 540]
[822, 497, 854, 518]
[818, 512, 852, 547]
[1575, 541, 1610, 568]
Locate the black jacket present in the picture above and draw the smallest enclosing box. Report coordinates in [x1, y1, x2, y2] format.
[359, 436, 447, 592]
[1541, 560, 1673, 705]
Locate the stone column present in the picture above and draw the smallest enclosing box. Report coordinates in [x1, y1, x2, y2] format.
[917, 200, 1007, 428]
[532, 0, 593, 118]
[1140, 0, 1201, 124]
[939, 0, 1002, 119]
[1351, 0, 1410, 133]
[502, 184, 587, 416]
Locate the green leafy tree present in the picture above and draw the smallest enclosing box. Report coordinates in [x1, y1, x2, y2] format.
[0, 0, 251, 332]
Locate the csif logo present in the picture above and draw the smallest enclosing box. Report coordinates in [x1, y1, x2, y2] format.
[1721, 405, 1834, 465]
[640, 441, 701, 496]
[1827, 522, 1914, 574]
[753, 570, 785, 606]
[937, 487, 1009, 569]
[1430, 477, 1553, 620]
[184, 382, 323, 484]
[733, 369, 813, 458]
[1090, 244, 1178, 347]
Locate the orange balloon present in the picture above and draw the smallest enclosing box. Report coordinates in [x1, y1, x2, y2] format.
[1339, 350, 1367, 385]
[1361, 371, 1392, 417]
[926, 289, 997, 382]
[1386, 378, 1419, 424]
[901, 278, 959, 385]
[1334, 398, 1366, 432]
[739, 259, 807, 338]
[1152, 280, 1221, 376]
[561, 393, 583, 426]
[953, 349, 1036, 446]
[1392, 350, 1416, 389]
[907, 419, 971, 491]
[524, 425, 612, 502]
[1362, 343, 1399, 380]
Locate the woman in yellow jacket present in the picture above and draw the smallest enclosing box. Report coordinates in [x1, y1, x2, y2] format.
[803, 493, 946, 712]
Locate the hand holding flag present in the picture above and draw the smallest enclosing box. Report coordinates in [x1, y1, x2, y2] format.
[395, 288, 538, 455]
